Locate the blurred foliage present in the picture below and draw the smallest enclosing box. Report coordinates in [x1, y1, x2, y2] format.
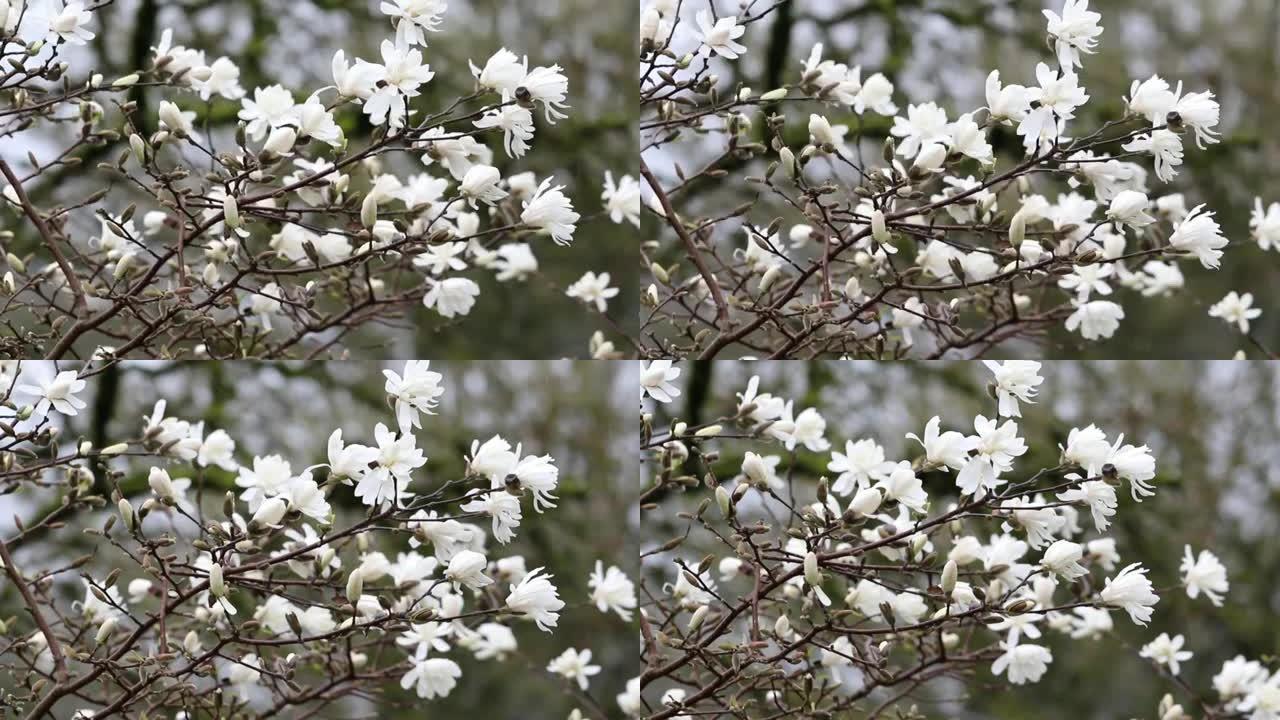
[0, 360, 637, 719]
[656, 0, 1279, 357]
[644, 360, 1280, 719]
[10, 0, 638, 358]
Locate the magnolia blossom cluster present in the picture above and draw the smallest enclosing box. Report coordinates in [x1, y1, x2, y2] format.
[638, 0, 1270, 359]
[0, 1, 637, 358]
[639, 360, 1255, 718]
[0, 360, 636, 717]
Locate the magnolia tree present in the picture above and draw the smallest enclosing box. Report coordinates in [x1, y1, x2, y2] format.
[0, 360, 637, 718]
[0, 1, 638, 359]
[638, 0, 1276, 359]
[637, 359, 1273, 719]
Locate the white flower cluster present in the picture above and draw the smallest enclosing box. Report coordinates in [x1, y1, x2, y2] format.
[641, 360, 1248, 717]
[0, 360, 636, 716]
[0, 1, 638, 357]
[638, 0, 1270, 358]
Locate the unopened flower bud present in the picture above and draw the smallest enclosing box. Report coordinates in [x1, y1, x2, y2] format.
[715, 485, 731, 518]
[871, 209, 890, 246]
[346, 568, 364, 604]
[774, 614, 791, 637]
[687, 604, 709, 631]
[117, 498, 135, 531]
[209, 563, 226, 597]
[223, 194, 240, 229]
[804, 551, 821, 587]
[95, 617, 117, 644]
[941, 559, 958, 594]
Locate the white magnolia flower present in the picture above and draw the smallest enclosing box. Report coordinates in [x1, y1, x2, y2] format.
[1168, 204, 1228, 269]
[828, 439, 894, 495]
[906, 416, 974, 471]
[602, 172, 641, 227]
[1140, 633, 1193, 676]
[947, 112, 993, 165]
[1057, 479, 1117, 532]
[493, 243, 539, 281]
[362, 40, 435, 129]
[474, 91, 535, 157]
[506, 567, 564, 631]
[983, 360, 1043, 418]
[641, 360, 681, 403]
[874, 461, 929, 514]
[1040, 540, 1088, 580]
[588, 562, 637, 620]
[1208, 292, 1261, 334]
[379, 0, 447, 47]
[445, 549, 493, 590]
[20, 369, 87, 417]
[521, 63, 570, 123]
[470, 48, 526, 94]
[694, 10, 746, 59]
[1043, 0, 1103, 69]
[383, 360, 444, 433]
[157, 101, 197, 137]
[992, 643, 1053, 685]
[238, 84, 296, 140]
[565, 271, 619, 313]
[1180, 545, 1229, 606]
[423, 278, 480, 318]
[400, 657, 462, 699]
[48, 1, 95, 45]
[1106, 190, 1155, 229]
[1123, 129, 1184, 183]
[1100, 563, 1160, 625]
[521, 177, 580, 245]
[1251, 197, 1280, 251]
[891, 102, 949, 159]
[1065, 300, 1124, 340]
[546, 648, 602, 691]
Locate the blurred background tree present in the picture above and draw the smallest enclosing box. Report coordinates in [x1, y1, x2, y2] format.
[643, 360, 1280, 719]
[648, 0, 1279, 357]
[5, 0, 638, 358]
[0, 360, 637, 719]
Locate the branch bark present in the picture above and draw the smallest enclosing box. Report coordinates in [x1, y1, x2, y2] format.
[640, 156, 732, 330]
[0, 536, 68, 681]
[0, 158, 89, 317]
